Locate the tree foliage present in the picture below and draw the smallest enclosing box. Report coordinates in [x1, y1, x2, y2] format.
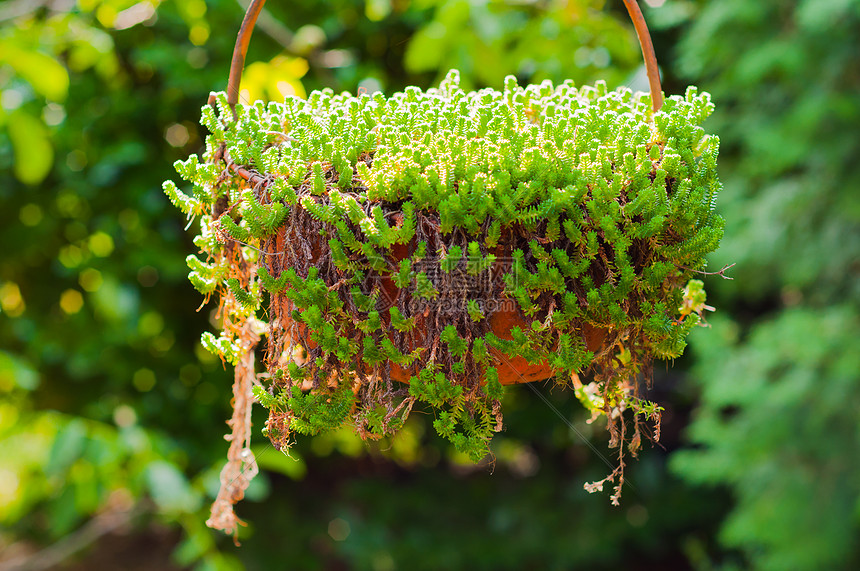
[665, 1, 860, 569]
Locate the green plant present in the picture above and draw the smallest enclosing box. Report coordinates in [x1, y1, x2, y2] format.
[167, 67, 723, 523]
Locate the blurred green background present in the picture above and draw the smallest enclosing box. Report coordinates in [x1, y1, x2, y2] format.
[1, 0, 857, 569]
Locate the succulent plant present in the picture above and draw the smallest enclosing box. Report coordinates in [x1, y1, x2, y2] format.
[166, 69, 722, 505]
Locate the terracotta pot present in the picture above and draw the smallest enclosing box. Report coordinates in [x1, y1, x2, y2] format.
[267, 226, 606, 386]
[387, 302, 606, 385]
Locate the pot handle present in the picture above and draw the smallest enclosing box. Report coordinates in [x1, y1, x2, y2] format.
[223, 0, 663, 114]
[621, 0, 663, 112]
[225, 0, 267, 119]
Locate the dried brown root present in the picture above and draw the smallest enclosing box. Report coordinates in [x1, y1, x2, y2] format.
[205, 321, 261, 544]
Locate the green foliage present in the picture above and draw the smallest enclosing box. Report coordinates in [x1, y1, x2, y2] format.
[441, 245, 462, 273]
[465, 241, 496, 276]
[664, 2, 860, 569]
[440, 325, 468, 357]
[405, 366, 498, 462]
[467, 299, 485, 322]
[672, 309, 860, 570]
[257, 265, 288, 293]
[185, 254, 224, 295]
[403, 0, 640, 90]
[162, 180, 200, 216]
[200, 332, 242, 365]
[389, 306, 415, 332]
[225, 277, 260, 311]
[217, 213, 252, 243]
[676, 0, 859, 304]
[287, 385, 356, 436]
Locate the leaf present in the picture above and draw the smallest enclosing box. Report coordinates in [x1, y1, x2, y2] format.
[240, 55, 308, 103]
[404, 22, 447, 72]
[0, 41, 69, 101]
[46, 419, 87, 477]
[7, 110, 53, 185]
[0, 350, 39, 391]
[144, 460, 201, 514]
[252, 444, 307, 480]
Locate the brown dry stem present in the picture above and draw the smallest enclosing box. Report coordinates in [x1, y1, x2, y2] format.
[205, 321, 261, 544]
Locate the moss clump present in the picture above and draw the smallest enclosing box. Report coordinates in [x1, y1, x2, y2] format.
[167, 70, 722, 498]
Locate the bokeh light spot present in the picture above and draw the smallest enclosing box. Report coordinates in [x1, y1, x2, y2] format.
[137, 265, 159, 287]
[138, 311, 164, 337]
[60, 289, 84, 314]
[165, 123, 190, 147]
[133, 368, 156, 392]
[189, 24, 209, 46]
[79, 268, 103, 292]
[43, 102, 66, 126]
[328, 518, 351, 541]
[0, 282, 25, 317]
[0, 468, 21, 510]
[113, 404, 137, 427]
[88, 232, 114, 257]
[193, 382, 217, 405]
[66, 149, 87, 172]
[19, 204, 43, 226]
[187, 47, 208, 69]
[179, 364, 201, 386]
[626, 504, 649, 527]
[58, 245, 85, 268]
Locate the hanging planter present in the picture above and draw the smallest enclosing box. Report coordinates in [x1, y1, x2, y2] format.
[164, 0, 724, 536]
